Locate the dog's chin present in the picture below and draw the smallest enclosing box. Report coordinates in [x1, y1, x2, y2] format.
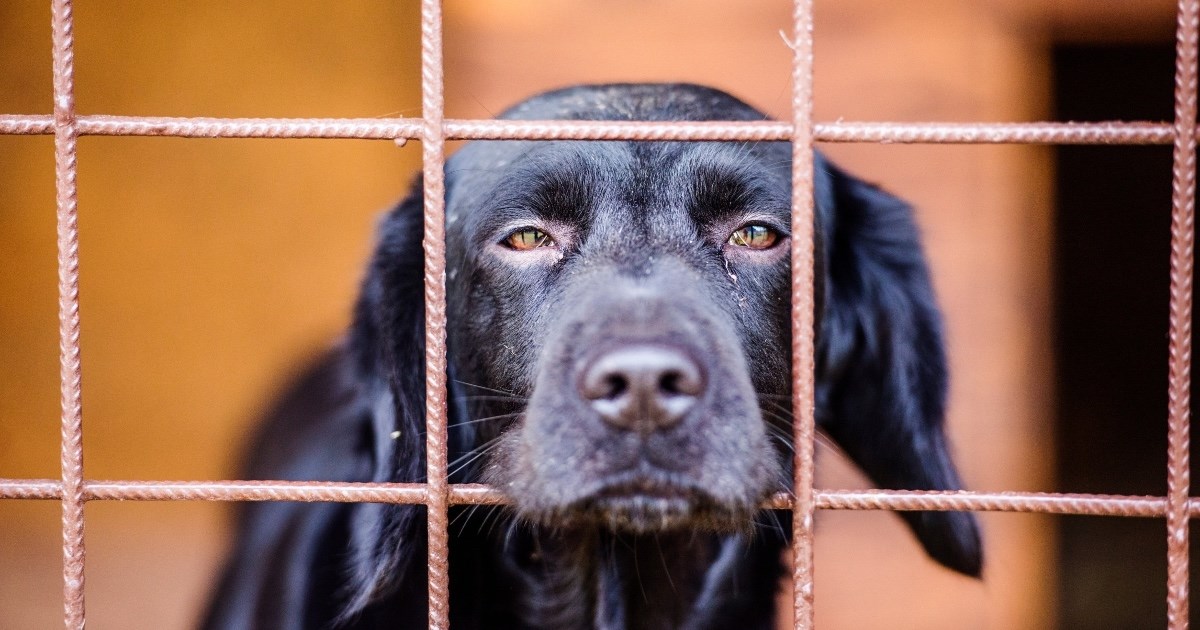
[519, 478, 759, 534]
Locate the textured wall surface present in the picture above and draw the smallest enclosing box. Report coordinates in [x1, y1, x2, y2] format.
[1, 1, 1173, 627]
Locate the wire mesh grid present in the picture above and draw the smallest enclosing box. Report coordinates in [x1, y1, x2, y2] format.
[0, 0, 1195, 628]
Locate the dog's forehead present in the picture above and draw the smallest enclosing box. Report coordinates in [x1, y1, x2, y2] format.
[446, 139, 791, 229]
[497, 83, 771, 123]
[444, 84, 794, 237]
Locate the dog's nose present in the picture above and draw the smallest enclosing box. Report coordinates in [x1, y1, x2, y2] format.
[579, 345, 705, 432]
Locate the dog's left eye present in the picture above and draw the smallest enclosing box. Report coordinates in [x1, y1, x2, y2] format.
[727, 224, 779, 249]
[503, 227, 555, 250]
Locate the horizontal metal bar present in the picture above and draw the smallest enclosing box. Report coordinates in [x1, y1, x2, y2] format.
[810, 489, 1174, 517]
[0, 479, 501, 504]
[816, 120, 1173, 145]
[0, 114, 1177, 144]
[0, 478, 1186, 516]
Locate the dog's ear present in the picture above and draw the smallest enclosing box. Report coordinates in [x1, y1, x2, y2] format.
[340, 177, 431, 616]
[814, 159, 983, 577]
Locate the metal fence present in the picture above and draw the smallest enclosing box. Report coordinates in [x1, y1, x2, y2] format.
[0, 0, 1195, 628]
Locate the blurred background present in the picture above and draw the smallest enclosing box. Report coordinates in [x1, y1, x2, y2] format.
[0, 0, 1187, 628]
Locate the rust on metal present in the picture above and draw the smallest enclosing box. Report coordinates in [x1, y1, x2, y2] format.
[2, 479, 1198, 518]
[789, 0, 818, 627]
[0, 0, 1195, 628]
[420, 0, 451, 628]
[1167, 0, 1198, 627]
[50, 0, 87, 628]
[0, 114, 1187, 145]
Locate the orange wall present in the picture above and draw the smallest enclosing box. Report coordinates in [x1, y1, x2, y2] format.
[2, 1, 1170, 628]
[0, 3, 422, 627]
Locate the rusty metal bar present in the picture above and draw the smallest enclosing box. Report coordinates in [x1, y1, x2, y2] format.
[419, 0, 451, 629]
[2, 2, 1195, 629]
[0, 114, 1183, 144]
[790, 0, 818, 627]
[4, 478, 1200, 517]
[814, 121, 1175, 145]
[1167, 0, 1198, 627]
[809, 490, 1183, 517]
[49, 1, 86, 628]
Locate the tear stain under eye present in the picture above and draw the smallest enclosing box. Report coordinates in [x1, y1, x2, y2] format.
[722, 257, 750, 310]
[722, 257, 739, 285]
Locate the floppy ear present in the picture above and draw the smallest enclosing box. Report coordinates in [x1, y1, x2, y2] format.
[340, 177, 431, 616]
[814, 158, 983, 577]
[200, 351, 379, 630]
[204, 179, 443, 628]
[201, 188, 434, 628]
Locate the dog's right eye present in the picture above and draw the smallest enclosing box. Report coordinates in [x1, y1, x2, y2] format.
[727, 224, 780, 250]
[503, 227, 555, 251]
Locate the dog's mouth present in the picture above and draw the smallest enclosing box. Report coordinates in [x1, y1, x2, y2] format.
[586, 478, 695, 532]
[528, 474, 756, 534]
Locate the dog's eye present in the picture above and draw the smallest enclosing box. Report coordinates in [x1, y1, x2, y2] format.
[504, 227, 555, 250]
[727, 224, 779, 249]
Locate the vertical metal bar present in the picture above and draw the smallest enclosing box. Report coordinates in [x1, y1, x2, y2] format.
[790, 0, 817, 627]
[1167, 0, 1198, 627]
[50, 1, 86, 628]
[420, 0, 451, 628]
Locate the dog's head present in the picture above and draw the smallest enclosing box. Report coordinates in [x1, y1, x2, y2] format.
[352, 84, 980, 591]
[446, 86, 795, 535]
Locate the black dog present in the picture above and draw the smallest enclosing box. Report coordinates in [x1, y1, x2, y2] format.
[202, 83, 981, 630]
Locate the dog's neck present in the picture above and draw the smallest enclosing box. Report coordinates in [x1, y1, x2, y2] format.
[497, 527, 779, 630]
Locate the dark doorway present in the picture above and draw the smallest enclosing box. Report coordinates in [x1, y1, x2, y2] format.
[1053, 43, 1188, 629]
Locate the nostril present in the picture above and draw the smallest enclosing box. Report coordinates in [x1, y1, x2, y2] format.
[603, 374, 628, 400]
[581, 367, 629, 402]
[658, 366, 703, 398]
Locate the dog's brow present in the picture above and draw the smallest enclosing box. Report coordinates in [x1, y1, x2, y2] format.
[529, 167, 593, 222]
[687, 162, 784, 225]
[483, 161, 595, 231]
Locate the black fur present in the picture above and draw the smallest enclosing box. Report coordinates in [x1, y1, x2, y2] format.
[202, 83, 981, 630]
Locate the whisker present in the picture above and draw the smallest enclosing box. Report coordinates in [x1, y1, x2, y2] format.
[446, 435, 501, 470]
[760, 408, 792, 426]
[447, 439, 505, 479]
[654, 534, 678, 595]
[812, 430, 843, 455]
[770, 422, 843, 455]
[446, 412, 522, 429]
[458, 394, 529, 404]
[450, 503, 482, 530]
[768, 432, 796, 456]
[480, 505, 510, 538]
[759, 398, 795, 418]
[759, 405, 845, 455]
[761, 411, 801, 441]
[634, 539, 648, 604]
[755, 509, 787, 537]
[453, 380, 524, 397]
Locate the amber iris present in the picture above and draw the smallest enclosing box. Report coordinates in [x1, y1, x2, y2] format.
[727, 224, 778, 249]
[505, 227, 553, 250]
